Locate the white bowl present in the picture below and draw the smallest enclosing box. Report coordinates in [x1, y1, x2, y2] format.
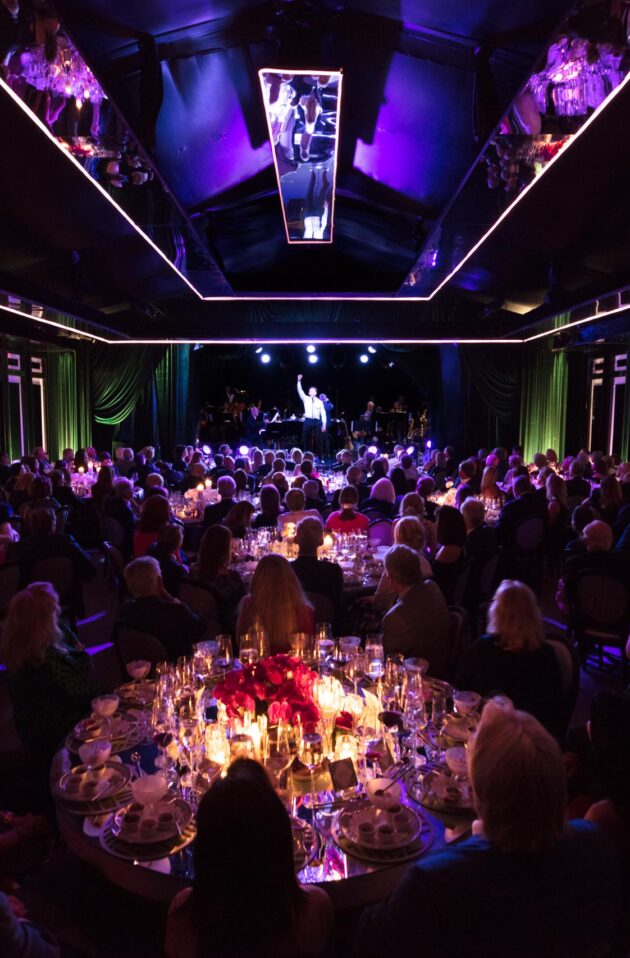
[91, 694, 120, 717]
[78, 740, 112, 767]
[453, 691, 481, 716]
[131, 773, 167, 808]
[445, 746, 469, 778]
[366, 777, 403, 810]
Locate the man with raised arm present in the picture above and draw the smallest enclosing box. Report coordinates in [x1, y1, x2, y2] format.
[297, 374, 327, 454]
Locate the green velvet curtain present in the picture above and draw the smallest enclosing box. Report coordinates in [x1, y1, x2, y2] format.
[154, 344, 191, 452]
[520, 317, 569, 461]
[45, 347, 92, 459]
[92, 344, 164, 426]
[463, 346, 521, 449]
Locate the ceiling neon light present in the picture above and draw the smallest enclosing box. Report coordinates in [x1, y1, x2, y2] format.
[259, 69, 342, 244]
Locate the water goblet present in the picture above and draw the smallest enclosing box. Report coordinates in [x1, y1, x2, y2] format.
[298, 727, 324, 811]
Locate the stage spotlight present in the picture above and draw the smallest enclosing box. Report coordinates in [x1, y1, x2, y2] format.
[255, 346, 263, 354]
[193, 344, 203, 351]
[308, 353, 319, 364]
[367, 346, 377, 354]
[426, 439, 432, 449]
[406, 446, 415, 455]
[306, 344, 316, 353]
[368, 445, 378, 454]
[238, 445, 249, 456]
[261, 352, 271, 364]
[201, 445, 211, 455]
[359, 354, 369, 364]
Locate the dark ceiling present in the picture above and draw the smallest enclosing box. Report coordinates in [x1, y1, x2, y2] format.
[1, 0, 630, 345]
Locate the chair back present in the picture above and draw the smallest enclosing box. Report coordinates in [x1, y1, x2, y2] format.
[306, 591, 337, 629]
[515, 517, 545, 552]
[103, 516, 125, 549]
[545, 637, 579, 737]
[103, 541, 127, 599]
[447, 605, 467, 676]
[0, 564, 20, 617]
[368, 518, 393, 547]
[56, 506, 70, 535]
[566, 495, 585, 514]
[574, 571, 629, 627]
[451, 564, 471, 608]
[179, 581, 221, 639]
[115, 626, 168, 667]
[29, 557, 76, 602]
[479, 551, 501, 600]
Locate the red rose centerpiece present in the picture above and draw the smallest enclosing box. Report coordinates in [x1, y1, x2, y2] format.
[214, 654, 320, 729]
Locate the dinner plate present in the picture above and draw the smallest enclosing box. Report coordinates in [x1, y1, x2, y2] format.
[338, 802, 421, 851]
[408, 769, 474, 815]
[441, 714, 475, 743]
[74, 713, 137, 742]
[117, 680, 156, 707]
[54, 760, 131, 804]
[111, 798, 193, 845]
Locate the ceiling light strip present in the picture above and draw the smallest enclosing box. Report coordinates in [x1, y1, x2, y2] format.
[0, 304, 109, 342]
[523, 303, 630, 343]
[0, 77, 204, 301]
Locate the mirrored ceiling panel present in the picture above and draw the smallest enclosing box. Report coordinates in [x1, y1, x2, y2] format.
[0, 15, 230, 297]
[260, 69, 342, 244]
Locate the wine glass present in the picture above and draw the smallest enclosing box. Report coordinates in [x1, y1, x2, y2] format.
[429, 693, 447, 764]
[344, 650, 366, 694]
[298, 727, 324, 811]
[239, 632, 259, 666]
[365, 637, 385, 679]
[404, 673, 426, 766]
[214, 634, 233, 671]
[290, 632, 311, 661]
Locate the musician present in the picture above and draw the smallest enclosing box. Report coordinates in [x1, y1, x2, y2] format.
[391, 395, 408, 443]
[297, 374, 327, 454]
[319, 393, 334, 459]
[245, 404, 262, 444]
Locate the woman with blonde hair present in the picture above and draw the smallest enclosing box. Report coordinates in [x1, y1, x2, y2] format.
[357, 696, 623, 958]
[236, 555, 314, 654]
[369, 516, 434, 617]
[360, 477, 397, 518]
[3, 583, 101, 760]
[395, 492, 437, 556]
[480, 465, 504, 504]
[456, 580, 564, 738]
[224, 500, 255, 539]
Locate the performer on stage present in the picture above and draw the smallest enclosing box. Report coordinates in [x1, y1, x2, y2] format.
[297, 374, 327, 454]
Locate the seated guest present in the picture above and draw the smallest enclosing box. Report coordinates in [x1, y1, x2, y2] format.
[203, 476, 236, 529]
[431, 505, 468, 604]
[357, 697, 623, 958]
[325, 485, 370, 533]
[103, 477, 138, 560]
[427, 451, 448, 490]
[133, 494, 171, 557]
[147, 522, 189, 597]
[496, 474, 548, 551]
[233, 467, 254, 496]
[330, 466, 369, 509]
[3, 582, 101, 763]
[461, 498, 499, 565]
[117, 557, 206, 661]
[256, 451, 275, 479]
[191, 526, 244, 634]
[90, 464, 115, 507]
[591, 475, 623, 527]
[456, 580, 564, 739]
[400, 453, 418, 484]
[133, 451, 160, 489]
[224, 500, 255, 540]
[278, 489, 321, 534]
[20, 476, 61, 534]
[0, 503, 19, 565]
[252, 484, 282, 529]
[7, 508, 95, 612]
[455, 458, 480, 495]
[178, 462, 207, 493]
[299, 459, 325, 500]
[272, 471, 289, 499]
[381, 545, 450, 677]
[366, 457, 388, 487]
[49, 467, 81, 513]
[303, 479, 328, 518]
[389, 467, 409, 499]
[291, 518, 344, 624]
[0, 891, 61, 958]
[546, 472, 568, 557]
[373, 518, 433, 614]
[416, 476, 437, 521]
[361, 478, 397, 519]
[479, 465, 504, 503]
[561, 520, 629, 609]
[584, 693, 630, 865]
[566, 459, 591, 500]
[116, 447, 136, 478]
[332, 450, 353, 473]
[166, 759, 332, 958]
[145, 472, 167, 498]
[236, 555, 314, 654]
[565, 503, 599, 555]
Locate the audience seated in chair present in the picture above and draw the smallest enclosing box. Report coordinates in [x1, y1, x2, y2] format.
[116, 557, 206, 662]
[19, 476, 61, 535]
[291, 517, 344, 626]
[325, 485, 369, 533]
[133, 494, 172, 558]
[357, 697, 623, 958]
[277, 489, 321, 534]
[431, 506, 468, 604]
[381, 545, 450, 677]
[190, 526, 245, 634]
[102, 477, 138, 560]
[236, 554, 314, 654]
[456, 580, 564, 740]
[166, 759, 332, 958]
[147, 522, 189, 597]
[202, 476, 236, 530]
[559, 520, 629, 610]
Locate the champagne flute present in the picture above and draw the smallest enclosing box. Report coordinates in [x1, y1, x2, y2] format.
[239, 632, 259, 666]
[298, 727, 324, 811]
[214, 634, 233, 671]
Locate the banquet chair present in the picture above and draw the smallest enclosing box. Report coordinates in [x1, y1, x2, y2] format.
[114, 626, 167, 672]
[179, 581, 221, 638]
[103, 516, 126, 550]
[451, 565, 471, 608]
[0, 563, 20, 618]
[29, 556, 82, 626]
[103, 541, 127, 601]
[568, 570, 630, 681]
[446, 606, 468, 678]
[507, 517, 546, 589]
[544, 636, 579, 740]
[368, 518, 393, 547]
[479, 551, 502, 601]
[56, 506, 69, 535]
[306, 591, 337, 629]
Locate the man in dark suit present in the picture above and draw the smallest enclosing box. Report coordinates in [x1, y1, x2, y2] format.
[565, 460, 591, 501]
[203, 476, 236, 529]
[462, 499, 499, 564]
[453, 459, 481, 495]
[563, 521, 629, 606]
[103, 477, 138, 560]
[291, 517, 344, 626]
[117, 556, 206, 661]
[496, 476, 549, 550]
[382, 545, 451, 678]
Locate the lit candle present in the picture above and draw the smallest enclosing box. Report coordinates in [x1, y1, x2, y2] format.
[78, 466, 84, 475]
[205, 478, 212, 489]
[323, 533, 334, 553]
